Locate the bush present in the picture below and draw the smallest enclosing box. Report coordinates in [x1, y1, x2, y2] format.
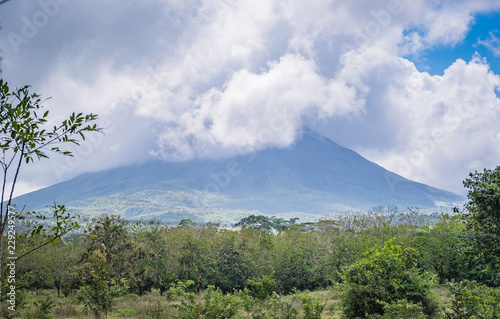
[341, 239, 438, 319]
[248, 273, 277, 300]
[131, 295, 174, 319]
[368, 299, 426, 319]
[444, 280, 500, 319]
[301, 294, 326, 319]
[25, 296, 55, 319]
[171, 285, 241, 318]
[266, 292, 300, 319]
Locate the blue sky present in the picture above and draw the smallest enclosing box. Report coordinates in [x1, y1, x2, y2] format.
[412, 12, 500, 76]
[0, 0, 499, 197]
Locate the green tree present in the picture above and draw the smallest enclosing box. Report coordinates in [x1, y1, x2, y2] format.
[75, 215, 143, 317]
[300, 294, 326, 319]
[461, 167, 500, 283]
[410, 213, 467, 284]
[444, 280, 500, 319]
[235, 215, 274, 232]
[133, 222, 177, 296]
[49, 236, 82, 298]
[77, 215, 147, 294]
[272, 229, 323, 293]
[179, 219, 195, 227]
[341, 239, 438, 319]
[235, 214, 299, 233]
[0, 80, 101, 278]
[76, 249, 126, 319]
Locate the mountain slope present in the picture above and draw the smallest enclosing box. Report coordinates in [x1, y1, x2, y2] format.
[13, 132, 464, 224]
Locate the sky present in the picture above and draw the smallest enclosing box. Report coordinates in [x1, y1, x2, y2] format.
[0, 0, 499, 197]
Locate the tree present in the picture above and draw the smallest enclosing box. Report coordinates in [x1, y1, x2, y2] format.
[48, 236, 82, 298]
[410, 213, 467, 284]
[461, 167, 500, 284]
[75, 215, 137, 318]
[76, 249, 125, 319]
[78, 215, 144, 286]
[235, 215, 299, 233]
[341, 239, 438, 319]
[134, 222, 177, 296]
[444, 280, 500, 319]
[235, 215, 274, 232]
[0, 80, 101, 282]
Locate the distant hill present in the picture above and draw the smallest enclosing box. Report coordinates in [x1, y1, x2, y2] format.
[13, 132, 464, 225]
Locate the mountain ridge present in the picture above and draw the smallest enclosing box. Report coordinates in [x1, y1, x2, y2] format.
[13, 132, 464, 224]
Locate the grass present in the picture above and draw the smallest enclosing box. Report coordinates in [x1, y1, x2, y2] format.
[14, 285, 452, 318]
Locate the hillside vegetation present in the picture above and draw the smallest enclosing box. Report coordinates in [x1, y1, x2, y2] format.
[3, 205, 499, 318]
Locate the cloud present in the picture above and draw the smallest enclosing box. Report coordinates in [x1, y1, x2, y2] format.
[2, 0, 500, 196]
[153, 54, 363, 161]
[328, 48, 500, 194]
[476, 31, 500, 56]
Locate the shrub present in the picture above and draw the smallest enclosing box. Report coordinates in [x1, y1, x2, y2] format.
[444, 280, 500, 319]
[25, 296, 55, 319]
[341, 239, 438, 319]
[248, 273, 277, 300]
[301, 294, 326, 319]
[235, 288, 258, 313]
[171, 285, 241, 318]
[367, 299, 426, 319]
[267, 292, 300, 319]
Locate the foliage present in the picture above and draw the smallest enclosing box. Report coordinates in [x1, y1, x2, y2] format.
[179, 219, 195, 227]
[75, 215, 142, 318]
[0, 80, 101, 298]
[0, 80, 100, 230]
[76, 249, 127, 319]
[341, 238, 438, 319]
[271, 229, 327, 293]
[235, 215, 275, 232]
[300, 294, 326, 319]
[366, 299, 426, 319]
[133, 222, 176, 296]
[409, 213, 467, 284]
[4, 208, 498, 318]
[235, 288, 258, 314]
[25, 296, 55, 319]
[247, 273, 277, 300]
[235, 214, 299, 233]
[80, 215, 148, 294]
[461, 167, 500, 284]
[266, 292, 300, 319]
[444, 280, 500, 319]
[170, 283, 241, 319]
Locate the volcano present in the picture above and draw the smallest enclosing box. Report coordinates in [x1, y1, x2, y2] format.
[13, 132, 464, 224]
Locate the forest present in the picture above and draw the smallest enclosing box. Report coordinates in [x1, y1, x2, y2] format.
[1, 168, 499, 318]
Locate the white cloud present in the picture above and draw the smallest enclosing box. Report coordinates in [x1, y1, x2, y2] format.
[154, 54, 363, 160]
[2, 0, 500, 195]
[335, 49, 500, 194]
[476, 31, 500, 57]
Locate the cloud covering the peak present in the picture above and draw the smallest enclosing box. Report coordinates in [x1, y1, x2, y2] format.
[0, 0, 500, 195]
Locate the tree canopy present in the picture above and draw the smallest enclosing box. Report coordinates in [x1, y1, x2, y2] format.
[0, 80, 101, 288]
[461, 166, 500, 278]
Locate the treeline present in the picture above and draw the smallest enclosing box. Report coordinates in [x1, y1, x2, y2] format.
[16, 210, 452, 294]
[8, 209, 495, 317]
